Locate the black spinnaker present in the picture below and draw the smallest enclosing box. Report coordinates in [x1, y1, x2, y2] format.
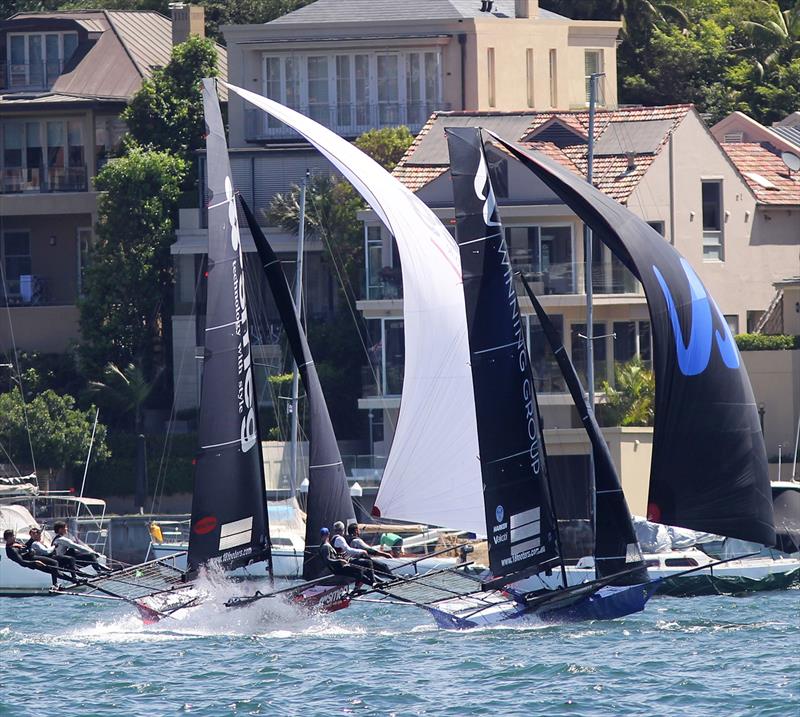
[520, 275, 647, 583]
[772, 484, 800, 554]
[446, 127, 560, 581]
[237, 195, 356, 580]
[187, 79, 272, 574]
[487, 131, 775, 547]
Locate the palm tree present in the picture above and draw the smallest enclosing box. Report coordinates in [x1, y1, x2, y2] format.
[88, 362, 160, 433]
[742, 0, 800, 76]
[600, 357, 655, 427]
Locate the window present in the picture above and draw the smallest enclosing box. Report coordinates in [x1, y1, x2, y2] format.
[262, 51, 441, 133]
[526, 49, 535, 108]
[384, 319, 405, 395]
[647, 220, 665, 236]
[2, 231, 32, 296]
[584, 50, 604, 105]
[505, 224, 574, 294]
[6, 32, 78, 88]
[526, 313, 566, 393]
[1, 119, 84, 192]
[613, 320, 653, 369]
[487, 47, 496, 108]
[77, 227, 91, 295]
[746, 310, 764, 333]
[724, 314, 739, 336]
[548, 49, 558, 107]
[702, 180, 723, 261]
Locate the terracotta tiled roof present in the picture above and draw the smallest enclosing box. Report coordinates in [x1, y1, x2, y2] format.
[721, 142, 800, 205]
[393, 105, 692, 203]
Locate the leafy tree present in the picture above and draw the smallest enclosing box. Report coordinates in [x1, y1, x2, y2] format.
[0, 388, 109, 480]
[88, 362, 161, 432]
[79, 147, 186, 381]
[122, 35, 218, 165]
[200, 0, 314, 42]
[742, 0, 800, 74]
[598, 357, 655, 427]
[354, 126, 415, 171]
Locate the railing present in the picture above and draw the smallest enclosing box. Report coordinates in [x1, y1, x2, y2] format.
[0, 275, 52, 306]
[2, 60, 64, 90]
[244, 100, 447, 141]
[1, 166, 88, 194]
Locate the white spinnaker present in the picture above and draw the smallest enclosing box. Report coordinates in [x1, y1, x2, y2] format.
[224, 82, 485, 536]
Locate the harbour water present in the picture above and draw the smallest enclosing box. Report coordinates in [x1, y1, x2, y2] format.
[1, 585, 797, 716]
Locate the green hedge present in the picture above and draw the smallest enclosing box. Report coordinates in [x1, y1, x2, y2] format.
[83, 431, 197, 497]
[735, 334, 800, 351]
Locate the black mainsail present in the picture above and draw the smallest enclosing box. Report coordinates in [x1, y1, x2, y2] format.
[187, 80, 272, 573]
[237, 195, 356, 580]
[520, 276, 647, 583]
[446, 127, 560, 581]
[487, 131, 775, 547]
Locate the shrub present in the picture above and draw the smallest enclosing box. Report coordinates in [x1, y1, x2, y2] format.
[735, 334, 800, 351]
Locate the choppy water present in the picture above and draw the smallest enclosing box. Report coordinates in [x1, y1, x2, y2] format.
[1, 583, 797, 716]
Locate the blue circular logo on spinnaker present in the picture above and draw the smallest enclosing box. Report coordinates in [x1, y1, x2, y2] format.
[496, 505, 504, 523]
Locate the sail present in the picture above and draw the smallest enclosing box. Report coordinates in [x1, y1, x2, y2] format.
[237, 196, 356, 580]
[487, 131, 775, 547]
[187, 79, 272, 572]
[223, 81, 485, 536]
[520, 276, 647, 583]
[446, 127, 559, 578]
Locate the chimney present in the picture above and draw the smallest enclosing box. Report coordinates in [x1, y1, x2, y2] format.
[171, 3, 205, 45]
[515, 0, 539, 18]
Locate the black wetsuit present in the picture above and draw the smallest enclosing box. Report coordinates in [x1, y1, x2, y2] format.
[5, 542, 60, 586]
[318, 542, 375, 585]
[25, 537, 79, 580]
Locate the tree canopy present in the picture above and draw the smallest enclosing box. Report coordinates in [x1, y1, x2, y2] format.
[78, 147, 186, 380]
[0, 388, 109, 474]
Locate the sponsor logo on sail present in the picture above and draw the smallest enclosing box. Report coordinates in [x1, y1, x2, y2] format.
[652, 258, 739, 376]
[193, 515, 218, 535]
[496, 505, 504, 523]
[218, 515, 254, 551]
[223, 175, 257, 452]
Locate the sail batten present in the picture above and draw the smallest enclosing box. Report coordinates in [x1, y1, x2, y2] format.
[187, 80, 271, 573]
[237, 195, 355, 580]
[488, 131, 775, 547]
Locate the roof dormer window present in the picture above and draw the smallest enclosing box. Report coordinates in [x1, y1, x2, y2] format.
[6, 31, 78, 90]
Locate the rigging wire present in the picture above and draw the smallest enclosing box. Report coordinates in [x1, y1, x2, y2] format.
[0, 259, 37, 481]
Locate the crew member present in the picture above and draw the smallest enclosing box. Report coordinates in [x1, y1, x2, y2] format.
[346, 523, 393, 578]
[26, 527, 82, 581]
[3, 528, 63, 589]
[51, 521, 111, 574]
[318, 527, 376, 585]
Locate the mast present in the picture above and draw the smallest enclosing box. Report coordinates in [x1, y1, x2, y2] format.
[289, 172, 308, 495]
[585, 72, 602, 571]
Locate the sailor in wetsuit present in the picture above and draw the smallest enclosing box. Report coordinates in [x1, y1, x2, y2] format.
[346, 524, 393, 578]
[3, 528, 64, 589]
[51, 521, 111, 574]
[318, 527, 376, 585]
[25, 527, 82, 581]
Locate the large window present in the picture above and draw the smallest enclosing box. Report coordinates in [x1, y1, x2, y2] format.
[2, 230, 32, 297]
[261, 50, 441, 134]
[571, 322, 608, 392]
[584, 50, 604, 105]
[6, 32, 78, 88]
[1, 119, 85, 192]
[702, 180, 724, 261]
[613, 320, 653, 369]
[505, 224, 574, 294]
[526, 313, 567, 393]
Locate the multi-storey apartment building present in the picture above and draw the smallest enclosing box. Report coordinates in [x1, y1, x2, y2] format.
[172, 0, 622, 411]
[0, 7, 223, 353]
[360, 105, 799, 512]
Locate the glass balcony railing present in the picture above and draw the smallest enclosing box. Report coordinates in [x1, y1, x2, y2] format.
[2, 60, 64, 90]
[245, 101, 448, 141]
[1, 166, 88, 194]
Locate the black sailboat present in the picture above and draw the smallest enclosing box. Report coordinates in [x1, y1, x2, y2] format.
[185, 78, 274, 577]
[486, 131, 776, 549]
[236, 195, 356, 582]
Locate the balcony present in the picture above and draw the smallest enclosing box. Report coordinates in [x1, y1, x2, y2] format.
[1, 60, 64, 91]
[0, 275, 52, 307]
[245, 101, 447, 141]
[1, 166, 88, 194]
